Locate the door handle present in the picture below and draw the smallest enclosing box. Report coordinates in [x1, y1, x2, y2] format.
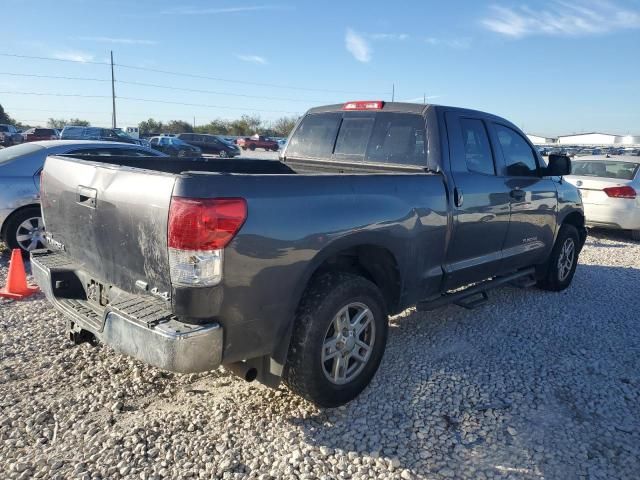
[510, 189, 525, 201]
[77, 186, 97, 208]
[454, 187, 464, 207]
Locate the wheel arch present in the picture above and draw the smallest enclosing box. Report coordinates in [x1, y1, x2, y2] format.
[1, 203, 41, 241]
[271, 237, 402, 368]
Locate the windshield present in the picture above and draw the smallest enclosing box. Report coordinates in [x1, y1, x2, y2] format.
[0, 143, 45, 165]
[114, 129, 134, 139]
[572, 160, 640, 180]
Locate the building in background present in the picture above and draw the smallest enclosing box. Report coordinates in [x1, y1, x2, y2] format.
[527, 134, 557, 145]
[556, 133, 640, 145]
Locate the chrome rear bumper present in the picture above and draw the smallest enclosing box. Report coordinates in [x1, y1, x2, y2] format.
[31, 250, 223, 373]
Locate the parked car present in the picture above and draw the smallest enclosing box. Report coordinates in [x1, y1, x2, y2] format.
[0, 140, 166, 253]
[61, 126, 144, 145]
[176, 133, 240, 157]
[149, 136, 202, 157]
[22, 128, 59, 142]
[0, 124, 24, 146]
[236, 135, 279, 151]
[565, 155, 640, 240]
[33, 101, 586, 407]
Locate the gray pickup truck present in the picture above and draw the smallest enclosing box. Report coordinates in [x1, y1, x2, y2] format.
[32, 101, 586, 407]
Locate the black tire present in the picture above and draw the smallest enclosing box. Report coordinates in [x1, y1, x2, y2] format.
[249, 144, 256, 151]
[283, 272, 388, 407]
[4, 206, 44, 253]
[219, 150, 228, 158]
[537, 224, 580, 291]
[631, 230, 640, 242]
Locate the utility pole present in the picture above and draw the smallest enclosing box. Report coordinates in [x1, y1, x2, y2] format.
[193, 116, 196, 130]
[391, 83, 395, 102]
[110, 51, 117, 128]
[423, 93, 426, 104]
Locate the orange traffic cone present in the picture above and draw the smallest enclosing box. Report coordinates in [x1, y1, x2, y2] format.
[0, 249, 40, 299]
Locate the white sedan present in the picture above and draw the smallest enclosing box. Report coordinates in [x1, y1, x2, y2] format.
[565, 155, 640, 240]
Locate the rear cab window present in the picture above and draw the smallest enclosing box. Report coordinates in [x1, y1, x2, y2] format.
[286, 111, 427, 167]
[572, 160, 640, 180]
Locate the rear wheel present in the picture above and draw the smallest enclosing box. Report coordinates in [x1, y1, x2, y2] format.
[631, 230, 640, 242]
[219, 150, 228, 158]
[4, 207, 45, 253]
[284, 272, 388, 407]
[537, 224, 580, 291]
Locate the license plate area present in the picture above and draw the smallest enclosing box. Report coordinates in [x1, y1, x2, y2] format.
[86, 279, 110, 307]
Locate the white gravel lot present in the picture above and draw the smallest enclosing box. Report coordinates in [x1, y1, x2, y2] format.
[1, 229, 639, 480]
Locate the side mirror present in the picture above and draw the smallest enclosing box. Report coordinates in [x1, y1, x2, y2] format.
[545, 154, 571, 176]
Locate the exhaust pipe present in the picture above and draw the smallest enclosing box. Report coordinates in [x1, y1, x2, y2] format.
[226, 362, 258, 382]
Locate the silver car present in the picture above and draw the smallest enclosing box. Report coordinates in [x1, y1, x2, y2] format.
[565, 155, 640, 240]
[0, 140, 166, 252]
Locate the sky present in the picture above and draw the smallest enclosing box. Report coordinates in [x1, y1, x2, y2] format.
[1, 0, 639, 136]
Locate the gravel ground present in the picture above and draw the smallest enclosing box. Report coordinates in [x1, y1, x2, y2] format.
[1, 230, 639, 480]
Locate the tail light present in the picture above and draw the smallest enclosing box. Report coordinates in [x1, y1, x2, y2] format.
[168, 197, 247, 287]
[342, 100, 384, 111]
[603, 186, 636, 199]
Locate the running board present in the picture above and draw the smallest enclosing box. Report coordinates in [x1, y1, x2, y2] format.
[417, 267, 536, 312]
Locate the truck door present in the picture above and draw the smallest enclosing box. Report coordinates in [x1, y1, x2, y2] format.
[488, 122, 557, 270]
[443, 111, 512, 289]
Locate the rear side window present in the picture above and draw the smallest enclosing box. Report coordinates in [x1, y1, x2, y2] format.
[287, 113, 341, 158]
[366, 113, 426, 166]
[494, 124, 539, 176]
[460, 118, 495, 175]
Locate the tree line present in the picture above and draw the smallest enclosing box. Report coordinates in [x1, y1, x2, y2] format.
[0, 104, 297, 138]
[137, 115, 298, 137]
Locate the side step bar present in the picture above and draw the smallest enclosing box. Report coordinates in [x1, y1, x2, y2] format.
[417, 267, 536, 312]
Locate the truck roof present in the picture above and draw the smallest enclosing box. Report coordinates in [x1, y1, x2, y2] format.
[306, 102, 430, 115]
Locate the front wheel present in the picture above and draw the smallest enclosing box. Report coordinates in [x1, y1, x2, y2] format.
[249, 144, 256, 151]
[219, 150, 228, 158]
[537, 224, 580, 291]
[284, 272, 388, 407]
[631, 230, 640, 242]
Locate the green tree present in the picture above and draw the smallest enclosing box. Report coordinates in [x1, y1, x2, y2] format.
[0, 104, 18, 125]
[194, 119, 231, 135]
[164, 120, 193, 134]
[270, 116, 298, 137]
[229, 115, 262, 136]
[138, 118, 164, 135]
[47, 118, 90, 129]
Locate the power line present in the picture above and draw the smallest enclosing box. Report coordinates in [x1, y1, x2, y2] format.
[0, 72, 334, 103]
[0, 72, 110, 82]
[116, 79, 330, 103]
[116, 62, 386, 95]
[0, 52, 389, 96]
[0, 53, 109, 66]
[0, 90, 301, 115]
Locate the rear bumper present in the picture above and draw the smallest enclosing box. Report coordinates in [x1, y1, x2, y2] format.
[31, 250, 223, 373]
[583, 202, 640, 230]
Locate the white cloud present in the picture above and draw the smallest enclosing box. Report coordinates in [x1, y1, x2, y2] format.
[236, 54, 268, 65]
[161, 5, 284, 15]
[345, 28, 372, 63]
[53, 51, 95, 63]
[424, 37, 471, 48]
[369, 33, 409, 41]
[76, 36, 158, 46]
[482, 1, 640, 38]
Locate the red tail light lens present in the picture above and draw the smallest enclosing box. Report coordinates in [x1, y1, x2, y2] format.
[603, 186, 636, 199]
[342, 100, 384, 111]
[168, 197, 247, 250]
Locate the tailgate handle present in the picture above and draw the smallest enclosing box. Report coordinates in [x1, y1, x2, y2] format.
[77, 186, 97, 208]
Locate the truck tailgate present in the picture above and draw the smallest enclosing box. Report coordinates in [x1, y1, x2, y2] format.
[41, 155, 176, 294]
